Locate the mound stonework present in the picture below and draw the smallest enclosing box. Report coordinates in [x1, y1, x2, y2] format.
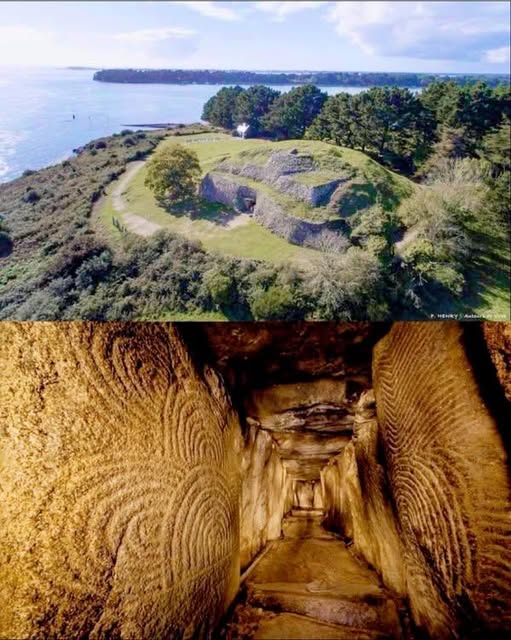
[199, 172, 345, 247]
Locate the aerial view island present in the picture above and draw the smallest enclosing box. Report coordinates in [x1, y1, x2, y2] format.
[0, 1, 509, 322]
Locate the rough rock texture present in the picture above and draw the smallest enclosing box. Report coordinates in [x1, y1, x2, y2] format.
[373, 322, 511, 638]
[0, 323, 242, 640]
[292, 481, 323, 510]
[253, 190, 333, 246]
[225, 510, 405, 640]
[321, 390, 406, 597]
[199, 173, 256, 212]
[191, 322, 384, 389]
[219, 150, 345, 207]
[482, 321, 511, 401]
[240, 424, 293, 570]
[245, 379, 356, 483]
[201, 148, 355, 247]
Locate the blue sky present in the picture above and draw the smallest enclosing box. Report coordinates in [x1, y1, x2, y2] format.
[1, 1, 509, 73]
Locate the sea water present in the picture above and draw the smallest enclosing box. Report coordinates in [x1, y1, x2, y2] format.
[0, 66, 419, 183]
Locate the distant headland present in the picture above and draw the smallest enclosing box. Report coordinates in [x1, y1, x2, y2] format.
[93, 68, 510, 87]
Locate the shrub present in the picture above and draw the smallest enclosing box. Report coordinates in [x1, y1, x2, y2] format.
[203, 267, 234, 309]
[250, 283, 297, 320]
[23, 189, 40, 204]
[95, 140, 107, 149]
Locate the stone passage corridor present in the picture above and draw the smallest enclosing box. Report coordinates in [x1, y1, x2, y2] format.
[223, 508, 406, 639]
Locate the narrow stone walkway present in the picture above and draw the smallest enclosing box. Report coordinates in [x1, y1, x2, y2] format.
[222, 510, 407, 639]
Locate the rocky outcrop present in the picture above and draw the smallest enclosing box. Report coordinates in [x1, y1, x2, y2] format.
[0, 323, 242, 640]
[373, 322, 511, 638]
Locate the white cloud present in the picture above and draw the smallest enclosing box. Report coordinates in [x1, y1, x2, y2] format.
[254, 1, 325, 22]
[325, 1, 510, 62]
[175, 1, 241, 21]
[114, 27, 196, 43]
[0, 25, 57, 63]
[483, 45, 510, 64]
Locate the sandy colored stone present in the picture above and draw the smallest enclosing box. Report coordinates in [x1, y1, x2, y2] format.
[373, 322, 511, 638]
[483, 321, 511, 401]
[0, 322, 242, 640]
[240, 424, 293, 570]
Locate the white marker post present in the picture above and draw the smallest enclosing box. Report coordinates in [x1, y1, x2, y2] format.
[236, 122, 250, 139]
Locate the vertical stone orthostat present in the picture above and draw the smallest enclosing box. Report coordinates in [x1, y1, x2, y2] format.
[0, 322, 242, 640]
[373, 322, 511, 638]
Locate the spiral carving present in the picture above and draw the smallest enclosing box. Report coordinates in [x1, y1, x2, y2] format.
[373, 322, 511, 637]
[0, 323, 240, 640]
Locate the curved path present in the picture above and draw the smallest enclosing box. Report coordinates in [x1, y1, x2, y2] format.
[110, 161, 164, 237]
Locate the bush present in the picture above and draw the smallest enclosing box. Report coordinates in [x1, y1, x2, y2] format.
[95, 140, 107, 149]
[23, 189, 40, 204]
[250, 283, 297, 320]
[145, 144, 202, 204]
[0, 230, 13, 257]
[203, 267, 234, 309]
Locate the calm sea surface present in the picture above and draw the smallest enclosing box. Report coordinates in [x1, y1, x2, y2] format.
[0, 67, 419, 183]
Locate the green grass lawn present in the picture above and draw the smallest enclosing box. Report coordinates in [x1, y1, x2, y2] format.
[97, 133, 325, 265]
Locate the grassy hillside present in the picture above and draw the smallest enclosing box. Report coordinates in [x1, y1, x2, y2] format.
[0, 125, 507, 321]
[96, 133, 416, 261]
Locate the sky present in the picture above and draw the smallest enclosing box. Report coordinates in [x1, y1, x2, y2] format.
[0, 1, 510, 73]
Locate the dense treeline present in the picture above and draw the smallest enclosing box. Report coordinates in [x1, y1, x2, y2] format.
[93, 68, 509, 88]
[203, 81, 510, 174]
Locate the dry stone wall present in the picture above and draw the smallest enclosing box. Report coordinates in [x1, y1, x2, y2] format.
[0, 322, 242, 640]
[373, 322, 511, 638]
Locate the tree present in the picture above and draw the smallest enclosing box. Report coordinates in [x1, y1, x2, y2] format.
[420, 81, 506, 153]
[353, 87, 434, 171]
[234, 85, 280, 136]
[479, 118, 511, 173]
[145, 144, 201, 204]
[306, 92, 355, 146]
[201, 86, 244, 129]
[262, 84, 328, 139]
[307, 87, 434, 172]
[417, 126, 469, 179]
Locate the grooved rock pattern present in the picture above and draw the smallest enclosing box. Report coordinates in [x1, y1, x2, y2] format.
[0, 323, 242, 640]
[373, 322, 511, 638]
